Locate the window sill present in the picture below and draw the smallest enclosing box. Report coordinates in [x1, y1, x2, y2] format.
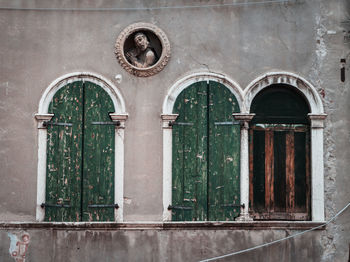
[0, 221, 326, 230]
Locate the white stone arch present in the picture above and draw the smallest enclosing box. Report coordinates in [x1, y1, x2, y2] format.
[243, 71, 327, 221]
[161, 72, 244, 221]
[38, 72, 126, 114]
[35, 72, 128, 222]
[244, 71, 324, 114]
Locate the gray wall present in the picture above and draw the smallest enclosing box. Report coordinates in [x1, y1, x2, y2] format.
[0, 0, 349, 261]
[0, 226, 325, 262]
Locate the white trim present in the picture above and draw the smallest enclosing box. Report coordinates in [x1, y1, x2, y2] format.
[161, 72, 243, 221]
[35, 114, 54, 221]
[110, 113, 128, 222]
[308, 113, 327, 221]
[232, 114, 255, 221]
[244, 71, 326, 221]
[38, 72, 126, 114]
[161, 114, 179, 221]
[244, 71, 324, 114]
[35, 72, 127, 222]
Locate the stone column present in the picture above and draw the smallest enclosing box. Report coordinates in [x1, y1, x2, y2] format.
[308, 113, 327, 221]
[109, 113, 128, 222]
[161, 114, 179, 221]
[232, 113, 255, 221]
[35, 113, 54, 221]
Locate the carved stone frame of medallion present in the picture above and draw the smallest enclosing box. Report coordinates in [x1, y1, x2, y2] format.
[115, 22, 171, 77]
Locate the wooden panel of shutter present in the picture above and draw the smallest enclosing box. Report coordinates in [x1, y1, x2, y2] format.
[208, 81, 240, 221]
[285, 131, 295, 213]
[172, 81, 208, 221]
[264, 130, 274, 212]
[250, 125, 310, 220]
[172, 81, 241, 221]
[82, 81, 115, 222]
[45, 82, 83, 222]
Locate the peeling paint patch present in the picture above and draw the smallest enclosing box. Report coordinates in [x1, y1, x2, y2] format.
[7, 232, 30, 262]
[124, 197, 132, 205]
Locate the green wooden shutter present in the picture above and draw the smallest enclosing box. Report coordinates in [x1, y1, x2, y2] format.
[45, 81, 115, 222]
[83, 81, 115, 221]
[45, 82, 83, 222]
[172, 81, 208, 221]
[208, 81, 240, 221]
[172, 81, 240, 221]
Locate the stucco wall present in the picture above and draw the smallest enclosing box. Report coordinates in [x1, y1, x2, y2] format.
[0, 225, 325, 262]
[0, 0, 349, 261]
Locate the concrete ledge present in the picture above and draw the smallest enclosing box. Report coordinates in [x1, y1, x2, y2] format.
[0, 221, 326, 231]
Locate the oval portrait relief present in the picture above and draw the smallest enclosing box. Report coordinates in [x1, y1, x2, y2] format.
[115, 23, 171, 77]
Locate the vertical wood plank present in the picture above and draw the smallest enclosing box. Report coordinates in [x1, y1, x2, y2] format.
[252, 130, 266, 212]
[208, 81, 240, 221]
[194, 81, 208, 221]
[265, 130, 274, 212]
[171, 103, 184, 221]
[182, 83, 199, 221]
[82, 81, 115, 221]
[286, 131, 295, 213]
[45, 81, 83, 222]
[273, 131, 286, 212]
[172, 82, 207, 221]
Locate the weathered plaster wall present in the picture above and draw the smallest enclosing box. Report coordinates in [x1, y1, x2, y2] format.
[0, 0, 349, 261]
[309, 1, 350, 261]
[0, 226, 325, 262]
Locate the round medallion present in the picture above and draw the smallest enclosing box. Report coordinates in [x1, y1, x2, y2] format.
[115, 23, 171, 77]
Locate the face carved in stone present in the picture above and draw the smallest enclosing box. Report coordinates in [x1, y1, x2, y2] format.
[124, 31, 155, 68]
[134, 33, 149, 51]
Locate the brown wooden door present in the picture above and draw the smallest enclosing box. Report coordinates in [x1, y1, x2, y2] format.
[249, 84, 311, 220]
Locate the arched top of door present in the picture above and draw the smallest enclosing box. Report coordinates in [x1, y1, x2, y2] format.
[38, 72, 127, 114]
[163, 72, 244, 115]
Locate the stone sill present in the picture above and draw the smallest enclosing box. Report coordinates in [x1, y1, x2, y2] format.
[0, 221, 326, 231]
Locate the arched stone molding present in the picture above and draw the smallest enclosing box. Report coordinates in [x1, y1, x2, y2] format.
[38, 72, 126, 114]
[161, 72, 244, 221]
[244, 71, 327, 222]
[35, 72, 128, 222]
[244, 71, 324, 114]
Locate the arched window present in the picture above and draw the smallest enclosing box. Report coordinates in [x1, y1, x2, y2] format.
[249, 84, 311, 220]
[35, 73, 127, 222]
[45, 81, 116, 221]
[170, 81, 241, 221]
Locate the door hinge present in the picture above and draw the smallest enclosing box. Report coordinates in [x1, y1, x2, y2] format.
[214, 121, 240, 126]
[91, 121, 120, 126]
[43, 121, 73, 127]
[87, 204, 119, 209]
[41, 203, 71, 208]
[168, 121, 194, 127]
[168, 205, 193, 210]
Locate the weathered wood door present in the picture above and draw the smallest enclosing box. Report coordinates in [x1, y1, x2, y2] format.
[249, 85, 311, 220]
[172, 81, 240, 221]
[45, 81, 115, 222]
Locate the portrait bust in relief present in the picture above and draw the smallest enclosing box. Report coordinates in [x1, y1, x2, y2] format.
[115, 23, 171, 77]
[125, 32, 157, 68]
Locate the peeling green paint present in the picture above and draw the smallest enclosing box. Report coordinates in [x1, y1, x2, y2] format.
[45, 81, 115, 222]
[172, 81, 240, 221]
